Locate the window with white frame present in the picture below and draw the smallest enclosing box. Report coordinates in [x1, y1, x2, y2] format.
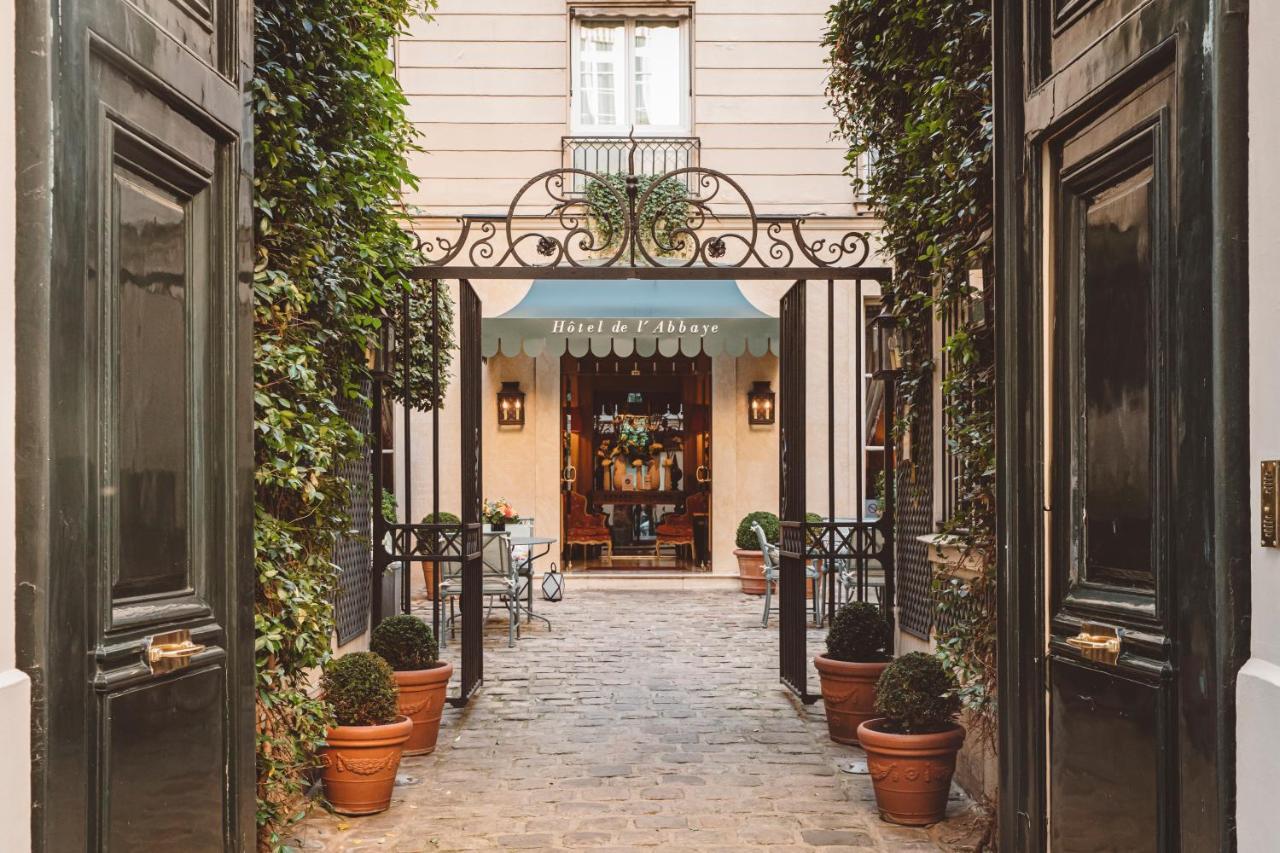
[571, 14, 690, 135]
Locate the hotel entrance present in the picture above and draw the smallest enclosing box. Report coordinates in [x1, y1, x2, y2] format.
[560, 353, 713, 571]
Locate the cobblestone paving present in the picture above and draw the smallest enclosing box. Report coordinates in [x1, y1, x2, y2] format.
[292, 591, 954, 851]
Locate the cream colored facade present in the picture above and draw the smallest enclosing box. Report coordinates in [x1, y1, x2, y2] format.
[395, 1, 887, 585]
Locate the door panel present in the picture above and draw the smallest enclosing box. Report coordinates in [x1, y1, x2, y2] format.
[1048, 65, 1175, 853]
[15, 0, 253, 846]
[996, 0, 1248, 850]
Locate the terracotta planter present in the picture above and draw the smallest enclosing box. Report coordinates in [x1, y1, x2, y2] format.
[735, 549, 766, 595]
[321, 715, 413, 816]
[857, 718, 966, 826]
[394, 662, 453, 756]
[814, 655, 890, 744]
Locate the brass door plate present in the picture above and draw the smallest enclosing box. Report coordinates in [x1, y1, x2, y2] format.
[1264, 461, 1279, 548]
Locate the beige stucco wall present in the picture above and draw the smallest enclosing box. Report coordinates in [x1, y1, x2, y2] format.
[1239, 3, 1280, 850]
[398, 0, 862, 218]
[0, 0, 33, 846]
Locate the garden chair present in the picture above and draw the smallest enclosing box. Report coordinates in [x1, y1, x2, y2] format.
[755, 521, 822, 628]
[565, 492, 612, 563]
[439, 532, 518, 648]
[655, 490, 708, 561]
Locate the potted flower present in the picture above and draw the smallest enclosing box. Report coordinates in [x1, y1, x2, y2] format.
[482, 498, 519, 531]
[814, 601, 893, 744]
[371, 614, 453, 756]
[857, 652, 965, 826]
[734, 511, 779, 595]
[320, 652, 413, 816]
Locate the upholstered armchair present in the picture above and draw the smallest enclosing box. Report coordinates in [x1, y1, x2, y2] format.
[655, 490, 708, 560]
[565, 492, 612, 562]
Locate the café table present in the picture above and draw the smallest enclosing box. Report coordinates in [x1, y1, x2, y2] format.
[506, 535, 556, 631]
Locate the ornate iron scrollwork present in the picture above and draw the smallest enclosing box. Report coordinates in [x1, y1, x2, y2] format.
[410, 138, 876, 274]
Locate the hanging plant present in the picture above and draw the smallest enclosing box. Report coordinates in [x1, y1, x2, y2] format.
[585, 173, 691, 257]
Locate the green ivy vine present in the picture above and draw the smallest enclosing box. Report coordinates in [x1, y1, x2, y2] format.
[585, 173, 691, 257]
[253, 0, 449, 847]
[825, 0, 995, 765]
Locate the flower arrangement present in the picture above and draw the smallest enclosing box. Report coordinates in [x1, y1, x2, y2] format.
[612, 417, 662, 465]
[482, 498, 520, 526]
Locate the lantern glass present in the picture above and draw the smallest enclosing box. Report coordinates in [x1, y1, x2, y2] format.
[747, 381, 775, 425]
[869, 305, 903, 377]
[497, 381, 526, 427]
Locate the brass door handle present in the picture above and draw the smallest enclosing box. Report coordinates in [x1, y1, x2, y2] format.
[1065, 627, 1121, 664]
[145, 629, 206, 673]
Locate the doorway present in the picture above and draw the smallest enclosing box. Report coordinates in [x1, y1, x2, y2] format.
[560, 352, 712, 571]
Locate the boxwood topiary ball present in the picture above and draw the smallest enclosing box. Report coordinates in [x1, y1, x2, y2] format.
[735, 511, 780, 550]
[873, 651, 961, 734]
[825, 602, 892, 663]
[371, 614, 439, 672]
[321, 652, 400, 728]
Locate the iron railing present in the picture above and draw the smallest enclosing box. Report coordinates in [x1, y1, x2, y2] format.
[562, 135, 700, 193]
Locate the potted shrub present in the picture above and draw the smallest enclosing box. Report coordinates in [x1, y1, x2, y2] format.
[418, 511, 461, 599]
[857, 652, 965, 826]
[371, 614, 453, 756]
[734, 511, 779, 595]
[320, 652, 413, 816]
[814, 601, 893, 744]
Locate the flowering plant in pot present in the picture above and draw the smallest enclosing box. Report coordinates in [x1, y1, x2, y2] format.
[814, 601, 893, 744]
[371, 614, 452, 756]
[857, 652, 964, 826]
[481, 498, 519, 530]
[320, 652, 412, 816]
[734, 511, 779, 595]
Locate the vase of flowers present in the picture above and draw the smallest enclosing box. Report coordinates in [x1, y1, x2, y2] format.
[482, 498, 520, 531]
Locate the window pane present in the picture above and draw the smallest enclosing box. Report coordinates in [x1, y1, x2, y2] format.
[1082, 166, 1155, 588]
[577, 22, 624, 128]
[633, 22, 681, 127]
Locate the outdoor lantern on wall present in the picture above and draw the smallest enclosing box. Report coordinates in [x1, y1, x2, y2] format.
[747, 381, 776, 425]
[869, 304, 905, 379]
[497, 381, 526, 427]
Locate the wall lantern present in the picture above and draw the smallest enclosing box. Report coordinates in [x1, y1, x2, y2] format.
[747, 381, 776, 425]
[869, 304, 905, 379]
[497, 381, 526, 427]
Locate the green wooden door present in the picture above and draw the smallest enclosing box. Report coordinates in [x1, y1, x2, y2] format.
[995, 1, 1249, 850]
[14, 0, 254, 848]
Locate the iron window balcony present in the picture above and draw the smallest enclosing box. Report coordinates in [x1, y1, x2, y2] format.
[562, 135, 701, 194]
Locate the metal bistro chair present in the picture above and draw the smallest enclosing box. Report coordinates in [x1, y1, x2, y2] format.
[755, 521, 822, 629]
[440, 532, 518, 648]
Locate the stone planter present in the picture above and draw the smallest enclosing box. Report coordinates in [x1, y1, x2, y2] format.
[814, 655, 890, 745]
[394, 662, 453, 756]
[321, 715, 413, 816]
[857, 718, 966, 826]
[735, 549, 766, 595]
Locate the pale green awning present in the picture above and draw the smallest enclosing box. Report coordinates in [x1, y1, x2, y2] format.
[482, 279, 779, 358]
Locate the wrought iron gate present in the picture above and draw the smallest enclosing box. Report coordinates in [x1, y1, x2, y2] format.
[456, 282, 484, 702]
[778, 279, 896, 702]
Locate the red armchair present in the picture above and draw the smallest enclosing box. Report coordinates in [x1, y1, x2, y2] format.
[565, 492, 612, 563]
[655, 491, 708, 560]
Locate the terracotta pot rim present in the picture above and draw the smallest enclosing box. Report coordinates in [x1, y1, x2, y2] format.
[856, 717, 966, 751]
[326, 715, 413, 747]
[392, 661, 454, 685]
[733, 548, 764, 557]
[813, 654, 892, 674]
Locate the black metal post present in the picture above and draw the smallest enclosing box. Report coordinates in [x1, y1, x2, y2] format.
[431, 279, 442, 638]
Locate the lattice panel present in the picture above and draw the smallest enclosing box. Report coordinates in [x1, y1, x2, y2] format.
[333, 384, 373, 645]
[895, 390, 935, 640]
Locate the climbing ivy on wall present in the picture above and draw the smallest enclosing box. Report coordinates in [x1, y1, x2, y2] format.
[824, 0, 996, 753]
[586, 173, 691, 257]
[253, 0, 449, 847]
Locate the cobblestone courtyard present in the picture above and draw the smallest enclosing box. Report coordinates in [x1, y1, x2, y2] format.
[294, 590, 966, 851]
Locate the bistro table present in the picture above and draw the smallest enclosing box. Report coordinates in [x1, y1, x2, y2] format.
[506, 535, 556, 631]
